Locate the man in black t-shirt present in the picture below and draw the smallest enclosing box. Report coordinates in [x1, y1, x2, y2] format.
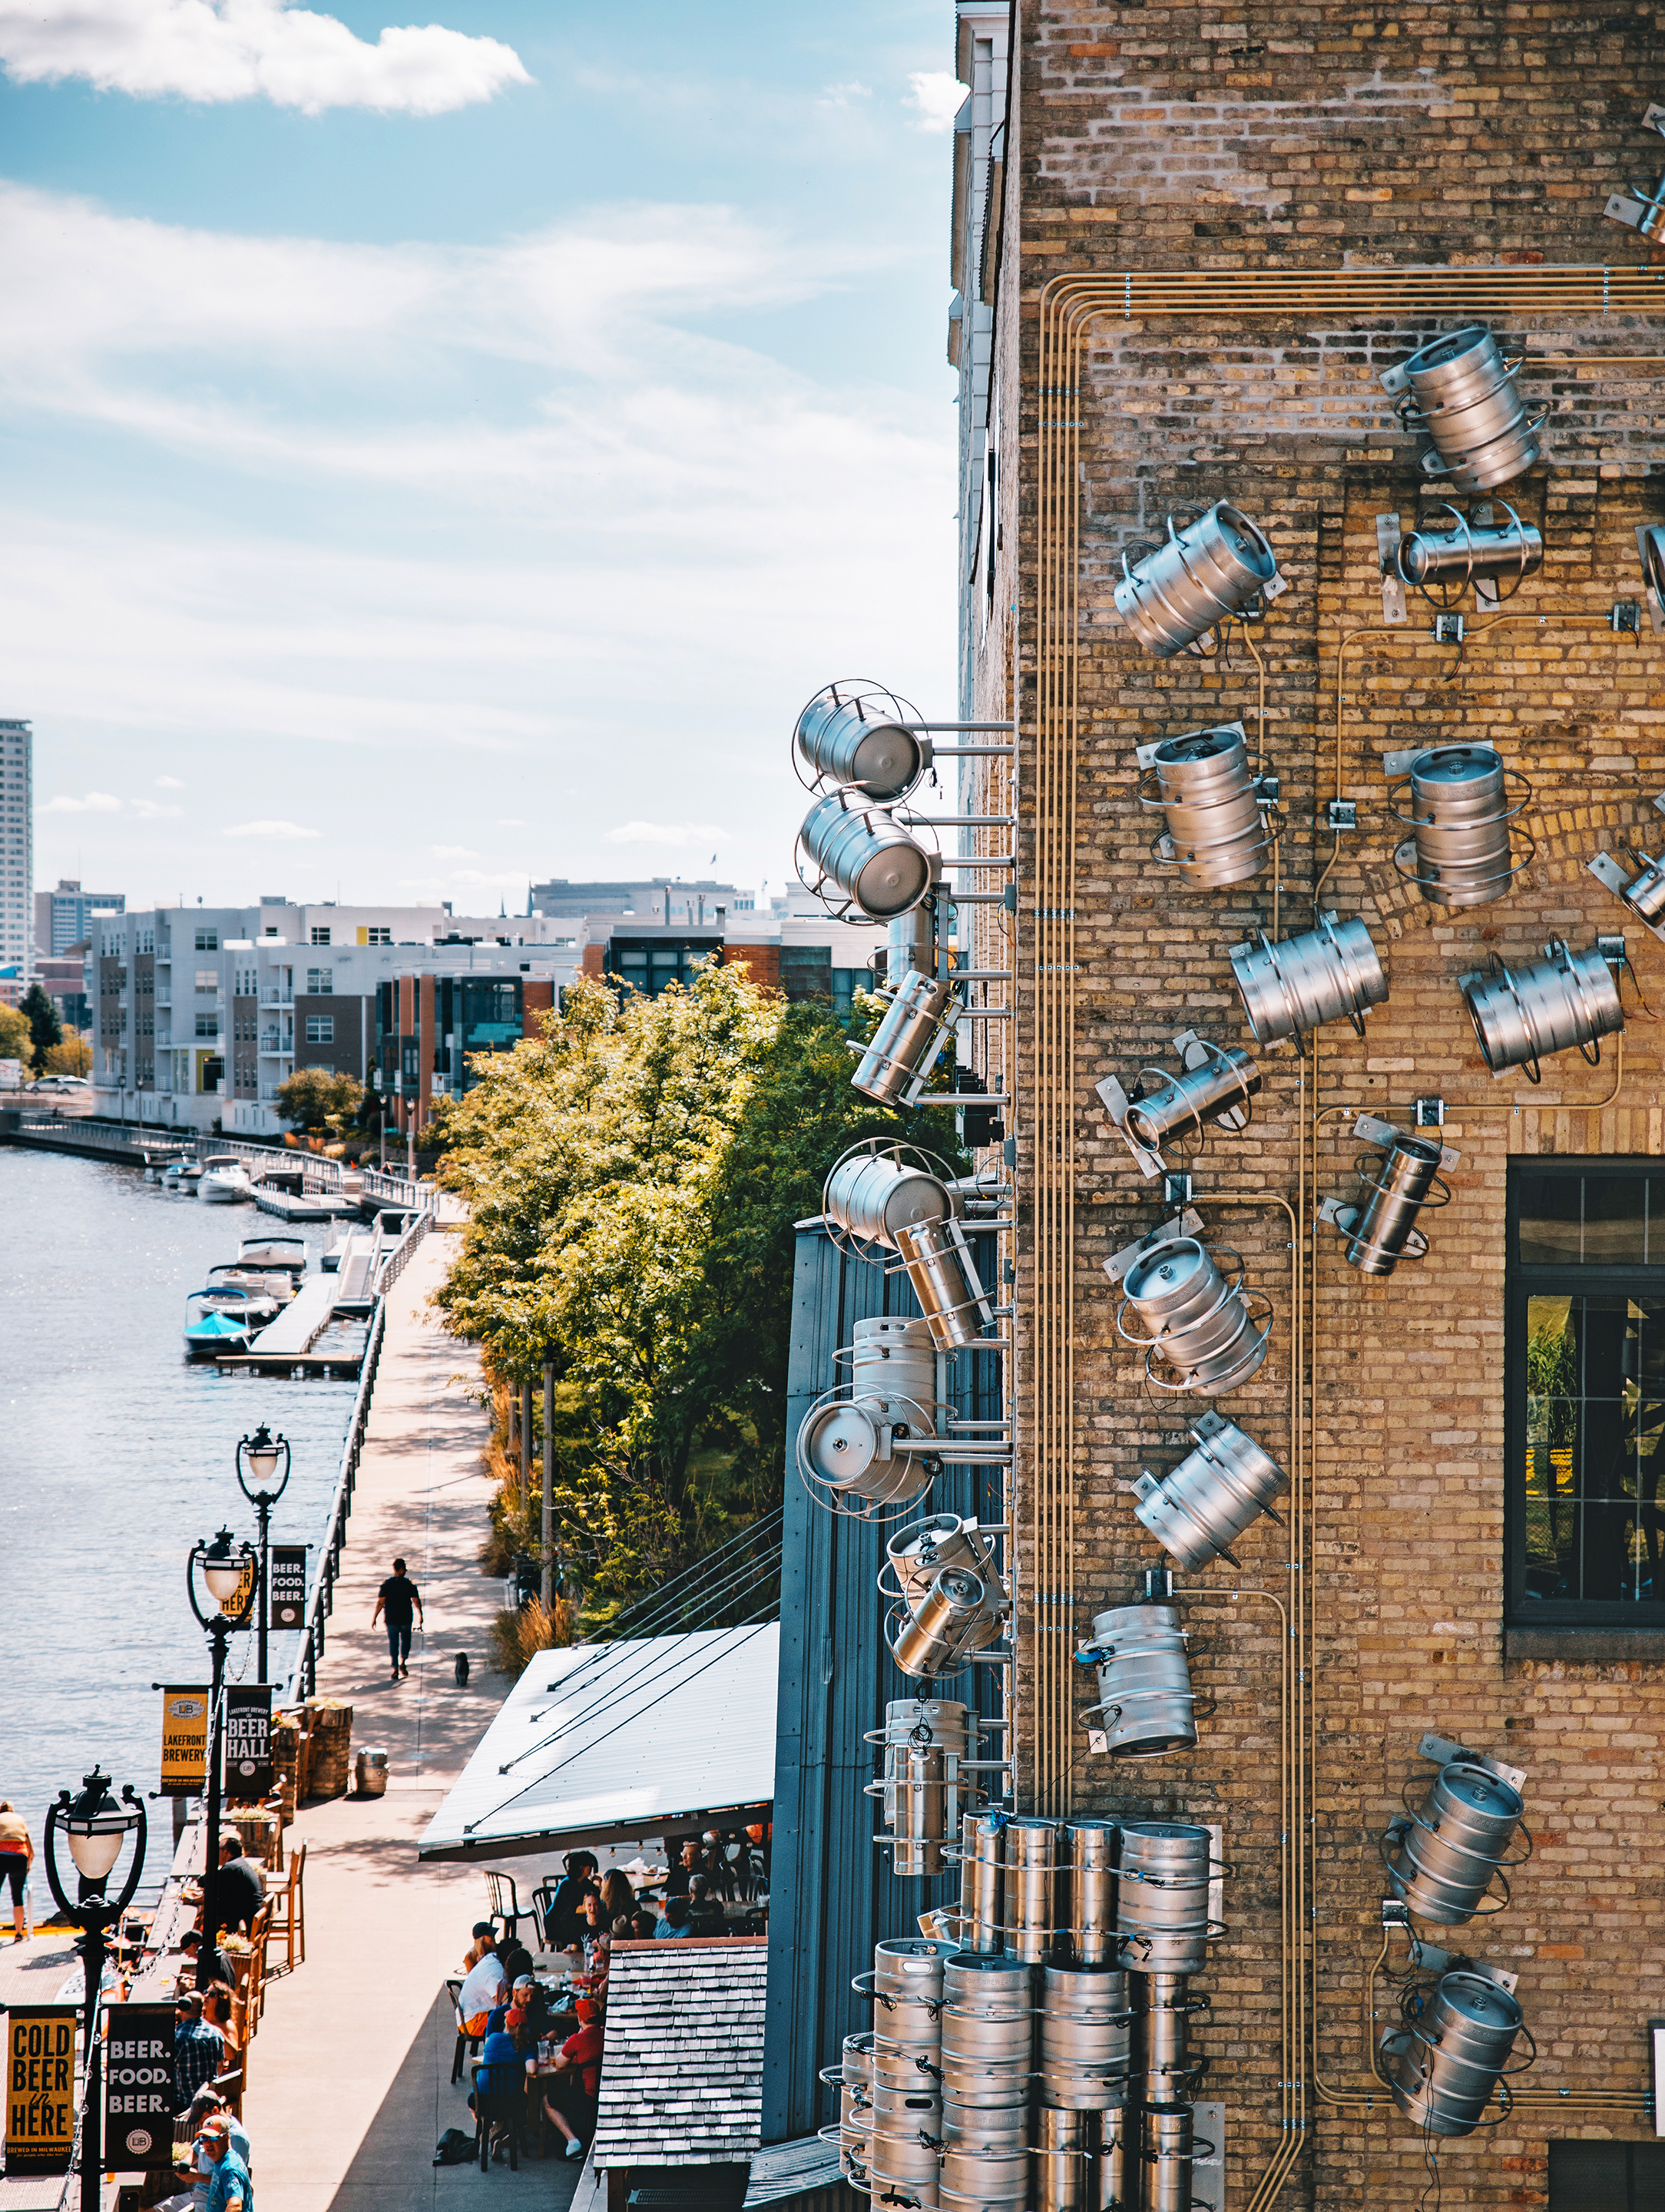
[215, 1832, 266, 1936]
[371, 1555, 424, 1680]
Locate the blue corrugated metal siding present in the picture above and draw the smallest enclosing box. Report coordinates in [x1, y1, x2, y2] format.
[761, 1221, 1005, 2144]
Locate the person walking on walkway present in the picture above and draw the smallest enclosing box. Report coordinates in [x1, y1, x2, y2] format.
[0, 1803, 33, 1944]
[371, 1556, 423, 1680]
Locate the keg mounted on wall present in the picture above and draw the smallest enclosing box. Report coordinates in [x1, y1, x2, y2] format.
[1589, 797, 1665, 943]
[1076, 1579, 1199, 1760]
[1114, 501, 1287, 658]
[823, 1141, 995, 1351]
[1123, 1409, 1288, 1572]
[883, 1513, 1011, 1679]
[1379, 324, 1544, 493]
[1383, 743, 1533, 909]
[1376, 499, 1543, 623]
[1230, 909, 1389, 1055]
[1134, 721, 1278, 887]
[1637, 523, 1665, 635]
[1603, 101, 1665, 247]
[1379, 1965, 1533, 2138]
[1459, 936, 1626, 1082]
[1318, 1114, 1458, 1280]
[797, 1312, 942, 1521]
[1382, 1731, 1531, 1927]
[866, 1700, 998, 1878]
[1097, 1028, 1261, 1181]
[1104, 1213, 1274, 1398]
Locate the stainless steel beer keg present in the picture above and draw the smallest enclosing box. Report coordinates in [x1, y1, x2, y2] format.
[1117, 1238, 1270, 1397]
[1381, 1969, 1528, 2137]
[796, 685, 929, 801]
[1132, 1975, 1204, 2106]
[1395, 501, 1543, 607]
[1114, 1823, 1215, 1976]
[895, 1215, 995, 1351]
[884, 903, 938, 986]
[940, 1954, 1034, 2101]
[1039, 1966, 1133, 2109]
[1061, 1819, 1120, 1965]
[866, 2122, 942, 2209]
[1384, 1759, 1527, 1926]
[826, 1150, 957, 1250]
[800, 790, 933, 919]
[826, 2031, 875, 2182]
[1114, 503, 1283, 658]
[1117, 1039, 1261, 1172]
[938, 2146, 1028, 2212]
[890, 1567, 995, 1680]
[797, 1393, 935, 1515]
[869, 2078, 943, 2133]
[1462, 938, 1624, 1081]
[872, 1704, 974, 1880]
[1131, 1410, 1287, 1571]
[875, 1937, 957, 2004]
[1380, 325, 1541, 493]
[852, 1315, 942, 1419]
[889, 1515, 998, 1611]
[938, 2099, 1027, 2151]
[1079, 1603, 1197, 1759]
[1617, 847, 1665, 926]
[1095, 2108, 1130, 2212]
[1339, 1131, 1446, 1278]
[1389, 745, 1529, 909]
[965, 1813, 1006, 1955]
[1033, 2108, 1095, 2212]
[854, 968, 961, 1104]
[1140, 2104, 1211, 2212]
[1137, 722, 1273, 887]
[1002, 1816, 1059, 1964]
[1230, 912, 1389, 1050]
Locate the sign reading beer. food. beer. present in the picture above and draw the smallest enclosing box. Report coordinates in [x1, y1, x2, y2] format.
[160, 1684, 209, 1796]
[270, 1544, 308, 1630]
[5, 2006, 77, 2175]
[102, 2004, 177, 2172]
[226, 1685, 273, 1796]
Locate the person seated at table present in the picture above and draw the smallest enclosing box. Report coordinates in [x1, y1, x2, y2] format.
[568, 1890, 610, 1966]
[597, 1869, 634, 1923]
[654, 1897, 693, 1941]
[200, 2111, 253, 2212]
[462, 1919, 497, 1970]
[156, 2088, 250, 2212]
[201, 1981, 239, 2051]
[687, 1875, 724, 1936]
[215, 1833, 265, 1936]
[457, 1933, 508, 2035]
[627, 1907, 657, 1942]
[466, 2005, 523, 2164]
[505, 1973, 551, 2053]
[174, 1992, 227, 2110]
[664, 1839, 701, 1900]
[543, 1852, 599, 1949]
[541, 1997, 604, 2161]
[180, 1929, 236, 1988]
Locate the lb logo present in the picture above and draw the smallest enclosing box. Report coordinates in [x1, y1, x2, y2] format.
[125, 2129, 154, 2157]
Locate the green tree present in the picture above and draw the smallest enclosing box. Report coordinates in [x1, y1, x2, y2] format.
[275, 1068, 364, 1137]
[0, 1002, 33, 1071]
[19, 982, 61, 1059]
[43, 1035, 92, 1077]
[433, 964, 958, 1624]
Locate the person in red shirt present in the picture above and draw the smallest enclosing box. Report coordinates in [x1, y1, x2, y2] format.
[541, 1997, 604, 2161]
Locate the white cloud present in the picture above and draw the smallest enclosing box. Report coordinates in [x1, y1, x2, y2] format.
[818, 80, 871, 110]
[156, 774, 185, 787]
[223, 818, 320, 839]
[0, 0, 531, 116]
[43, 790, 122, 813]
[429, 843, 478, 858]
[131, 797, 184, 818]
[905, 71, 963, 134]
[607, 820, 728, 848]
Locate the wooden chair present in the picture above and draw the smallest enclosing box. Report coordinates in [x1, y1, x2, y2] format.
[485, 1871, 523, 1949]
[244, 1902, 273, 2035]
[266, 1840, 306, 1977]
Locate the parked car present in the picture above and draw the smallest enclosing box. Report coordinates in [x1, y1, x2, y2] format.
[29, 1075, 89, 1093]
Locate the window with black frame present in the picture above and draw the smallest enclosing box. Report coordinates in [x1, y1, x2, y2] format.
[1508, 1161, 1665, 1628]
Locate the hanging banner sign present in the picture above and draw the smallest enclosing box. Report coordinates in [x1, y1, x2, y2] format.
[270, 1545, 309, 1631]
[4, 2005, 77, 2175]
[227, 1553, 258, 1628]
[160, 1684, 210, 1797]
[103, 2003, 177, 2172]
[225, 1685, 273, 1798]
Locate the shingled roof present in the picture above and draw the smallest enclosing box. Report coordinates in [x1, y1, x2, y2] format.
[591, 1939, 769, 2170]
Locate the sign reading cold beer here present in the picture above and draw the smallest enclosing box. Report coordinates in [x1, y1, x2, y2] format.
[5, 2006, 76, 2175]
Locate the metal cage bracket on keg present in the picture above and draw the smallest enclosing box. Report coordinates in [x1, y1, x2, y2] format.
[1106, 1215, 1274, 1399]
[1075, 1584, 1200, 1759]
[882, 1513, 1011, 1681]
[1589, 796, 1665, 942]
[1230, 909, 1389, 1056]
[820, 1141, 998, 1351]
[1097, 1028, 1261, 1181]
[1133, 720, 1279, 888]
[1317, 1114, 1458, 1279]
[1379, 498, 1544, 616]
[1120, 1409, 1289, 1571]
[1114, 501, 1287, 659]
[1379, 1962, 1535, 2138]
[865, 1703, 1005, 1878]
[1459, 935, 1626, 1083]
[1382, 742, 1534, 910]
[1379, 323, 1545, 494]
[1604, 102, 1665, 247]
[1380, 1730, 1531, 1928]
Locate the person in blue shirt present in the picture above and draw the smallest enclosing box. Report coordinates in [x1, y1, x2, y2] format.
[200, 2115, 252, 2212]
[468, 2006, 524, 2164]
[654, 1897, 693, 1940]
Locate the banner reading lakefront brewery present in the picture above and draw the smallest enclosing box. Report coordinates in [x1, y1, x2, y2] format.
[225, 1685, 273, 1797]
[160, 1684, 210, 1796]
[5, 2006, 77, 2175]
[270, 1544, 308, 1630]
[103, 2003, 177, 2172]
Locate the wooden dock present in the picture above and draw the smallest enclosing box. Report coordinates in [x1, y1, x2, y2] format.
[245, 1274, 342, 1356]
[253, 1183, 358, 1223]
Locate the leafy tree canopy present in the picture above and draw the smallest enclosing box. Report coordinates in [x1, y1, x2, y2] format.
[275, 1067, 364, 1136]
[0, 1004, 33, 1070]
[20, 982, 61, 1057]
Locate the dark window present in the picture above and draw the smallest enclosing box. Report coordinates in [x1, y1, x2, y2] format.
[1548, 2138, 1665, 2210]
[1508, 1161, 1665, 1628]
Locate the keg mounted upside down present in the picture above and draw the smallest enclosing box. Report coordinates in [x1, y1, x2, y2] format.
[1075, 1577, 1200, 1759]
[1104, 1213, 1274, 1399]
[1383, 743, 1534, 910]
[1317, 1114, 1458, 1279]
[1379, 323, 1544, 494]
[1134, 720, 1279, 888]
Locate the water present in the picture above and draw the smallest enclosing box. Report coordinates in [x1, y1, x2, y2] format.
[0, 1148, 359, 1889]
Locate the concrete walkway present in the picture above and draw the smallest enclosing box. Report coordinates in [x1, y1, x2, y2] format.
[246, 1232, 573, 2211]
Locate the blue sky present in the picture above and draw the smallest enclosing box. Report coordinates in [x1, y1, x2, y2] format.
[0, 0, 963, 912]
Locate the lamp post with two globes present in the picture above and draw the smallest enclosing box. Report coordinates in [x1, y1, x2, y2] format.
[186, 1527, 257, 1984]
[41, 1768, 147, 2212]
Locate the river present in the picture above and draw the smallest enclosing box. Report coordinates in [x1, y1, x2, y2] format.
[0, 1147, 362, 1893]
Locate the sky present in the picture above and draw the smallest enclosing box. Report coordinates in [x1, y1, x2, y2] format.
[0, 0, 965, 915]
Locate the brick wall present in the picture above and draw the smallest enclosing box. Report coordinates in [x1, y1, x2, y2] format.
[969, 5, 1665, 2204]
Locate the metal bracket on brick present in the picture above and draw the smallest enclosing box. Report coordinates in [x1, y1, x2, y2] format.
[1101, 1208, 1204, 1285]
[1376, 511, 1407, 624]
[1417, 1729, 1527, 1794]
[1353, 1113, 1461, 1173]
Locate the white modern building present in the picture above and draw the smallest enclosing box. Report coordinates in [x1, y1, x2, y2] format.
[0, 721, 31, 976]
[35, 879, 124, 959]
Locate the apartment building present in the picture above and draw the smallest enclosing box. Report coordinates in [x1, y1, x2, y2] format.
[35, 878, 123, 959]
[528, 875, 756, 920]
[0, 721, 30, 975]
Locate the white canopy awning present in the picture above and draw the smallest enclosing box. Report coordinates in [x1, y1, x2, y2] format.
[418, 1623, 780, 1863]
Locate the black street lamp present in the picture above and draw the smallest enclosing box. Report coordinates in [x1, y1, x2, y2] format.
[41, 1768, 147, 2212]
[235, 1424, 291, 1685]
[186, 1527, 257, 1987]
